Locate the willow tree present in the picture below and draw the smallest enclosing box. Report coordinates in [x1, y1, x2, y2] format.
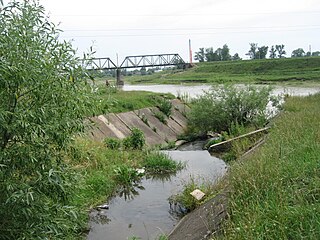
[0, 1, 96, 238]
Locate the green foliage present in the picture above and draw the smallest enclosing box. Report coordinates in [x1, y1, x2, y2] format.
[158, 98, 172, 117]
[223, 93, 320, 239]
[113, 165, 141, 186]
[188, 85, 272, 134]
[0, 1, 97, 238]
[104, 138, 122, 150]
[123, 128, 145, 150]
[143, 152, 184, 173]
[154, 111, 167, 124]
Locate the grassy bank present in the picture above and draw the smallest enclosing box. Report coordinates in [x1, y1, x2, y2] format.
[95, 86, 174, 115]
[122, 57, 320, 85]
[222, 93, 320, 239]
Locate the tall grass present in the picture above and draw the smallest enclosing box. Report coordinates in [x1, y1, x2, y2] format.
[222, 93, 320, 239]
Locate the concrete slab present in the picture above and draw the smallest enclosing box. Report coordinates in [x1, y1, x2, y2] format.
[135, 108, 177, 142]
[98, 115, 126, 139]
[151, 108, 185, 136]
[105, 113, 132, 139]
[116, 111, 165, 146]
[171, 99, 191, 115]
[170, 108, 188, 130]
[168, 192, 228, 240]
[86, 117, 109, 141]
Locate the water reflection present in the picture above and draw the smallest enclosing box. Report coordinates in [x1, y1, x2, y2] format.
[116, 183, 144, 201]
[87, 151, 227, 240]
[145, 172, 176, 182]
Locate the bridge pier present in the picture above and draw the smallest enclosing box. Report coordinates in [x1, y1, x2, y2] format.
[116, 68, 124, 86]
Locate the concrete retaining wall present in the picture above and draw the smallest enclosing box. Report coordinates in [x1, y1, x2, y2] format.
[87, 100, 190, 146]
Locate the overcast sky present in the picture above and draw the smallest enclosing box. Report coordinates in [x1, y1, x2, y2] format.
[7, 0, 320, 62]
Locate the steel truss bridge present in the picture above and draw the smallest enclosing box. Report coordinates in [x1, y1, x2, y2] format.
[88, 53, 186, 70]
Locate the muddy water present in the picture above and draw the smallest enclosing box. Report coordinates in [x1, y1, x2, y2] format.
[87, 151, 227, 240]
[123, 84, 320, 98]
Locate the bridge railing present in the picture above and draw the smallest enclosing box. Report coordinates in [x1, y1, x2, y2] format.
[119, 54, 185, 69]
[88, 57, 118, 70]
[87, 53, 185, 70]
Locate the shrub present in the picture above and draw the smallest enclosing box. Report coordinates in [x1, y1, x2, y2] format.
[158, 98, 172, 117]
[143, 152, 184, 173]
[104, 138, 122, 149]
[0, 1, 97, 238]
[113, 165, 141, 186]
[188, 85, 273, 134]
[154, 111, 167, 124]
[123, 128, 145, 150]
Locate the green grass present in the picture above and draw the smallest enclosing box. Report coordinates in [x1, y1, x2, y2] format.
[95, 85, 174, 115]
[143, 151, 184, 173]
[122, 57, 320, 85]
[221, 93, 320, 239]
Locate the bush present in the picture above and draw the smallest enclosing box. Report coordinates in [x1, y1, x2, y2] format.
[188, 85, 273, 134]
[158, 98, 172, 117]
[123, 128, 145, 150]
[0, 1, 97, 238]
[143, 152, 184, 173]
[104, 138, 122, 149]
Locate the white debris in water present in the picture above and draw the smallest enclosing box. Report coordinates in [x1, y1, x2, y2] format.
[136, 168, 145, 175]
[190, 189, 205, 201]
[97, 204, 109, 210]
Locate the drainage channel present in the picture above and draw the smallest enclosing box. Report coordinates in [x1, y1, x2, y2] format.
[87, 149, 227, 240]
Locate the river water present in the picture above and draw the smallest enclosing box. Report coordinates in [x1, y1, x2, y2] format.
[87, 151, 227, 240]
[123, 84, 320, 98]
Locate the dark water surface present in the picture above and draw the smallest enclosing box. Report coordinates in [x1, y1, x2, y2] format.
[87, 150, 227, 240]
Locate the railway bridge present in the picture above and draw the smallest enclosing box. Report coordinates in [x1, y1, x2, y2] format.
[86, 53, 188, 85]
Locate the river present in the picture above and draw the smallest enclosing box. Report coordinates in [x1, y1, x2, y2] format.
[122, 84, 320, 98]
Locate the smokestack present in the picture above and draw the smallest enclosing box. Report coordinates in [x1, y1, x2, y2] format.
[189, 39, 192, 64]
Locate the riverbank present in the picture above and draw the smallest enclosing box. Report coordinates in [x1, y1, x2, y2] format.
[220, 93, 320, 239]
[119, 57, 320, 85]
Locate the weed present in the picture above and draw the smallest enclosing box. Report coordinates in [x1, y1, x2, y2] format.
[143, 152, 184, 173]
[113, 165, 141, 186]
[123, 128, 145, 150]
[154, 111, 167, 124]
[160, 141, 176, 150]
[103, 138, 122, 150]
[152, 126, 157, 132]
[128, 236, 141, 240]
[158, 98, 172, 117]
[140, 113, 149, 126]
[169, 178, 218, 213]
[177, 91, 191, 103]
[157, 235, 168, 240]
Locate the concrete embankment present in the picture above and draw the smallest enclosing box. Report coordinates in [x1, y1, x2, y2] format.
[87, 99, 190, 145]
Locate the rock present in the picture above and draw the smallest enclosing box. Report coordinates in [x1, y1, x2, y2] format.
[175, 140, 187, 148]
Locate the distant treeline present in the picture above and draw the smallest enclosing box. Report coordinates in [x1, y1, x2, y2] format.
[195, 43, 320, 62]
